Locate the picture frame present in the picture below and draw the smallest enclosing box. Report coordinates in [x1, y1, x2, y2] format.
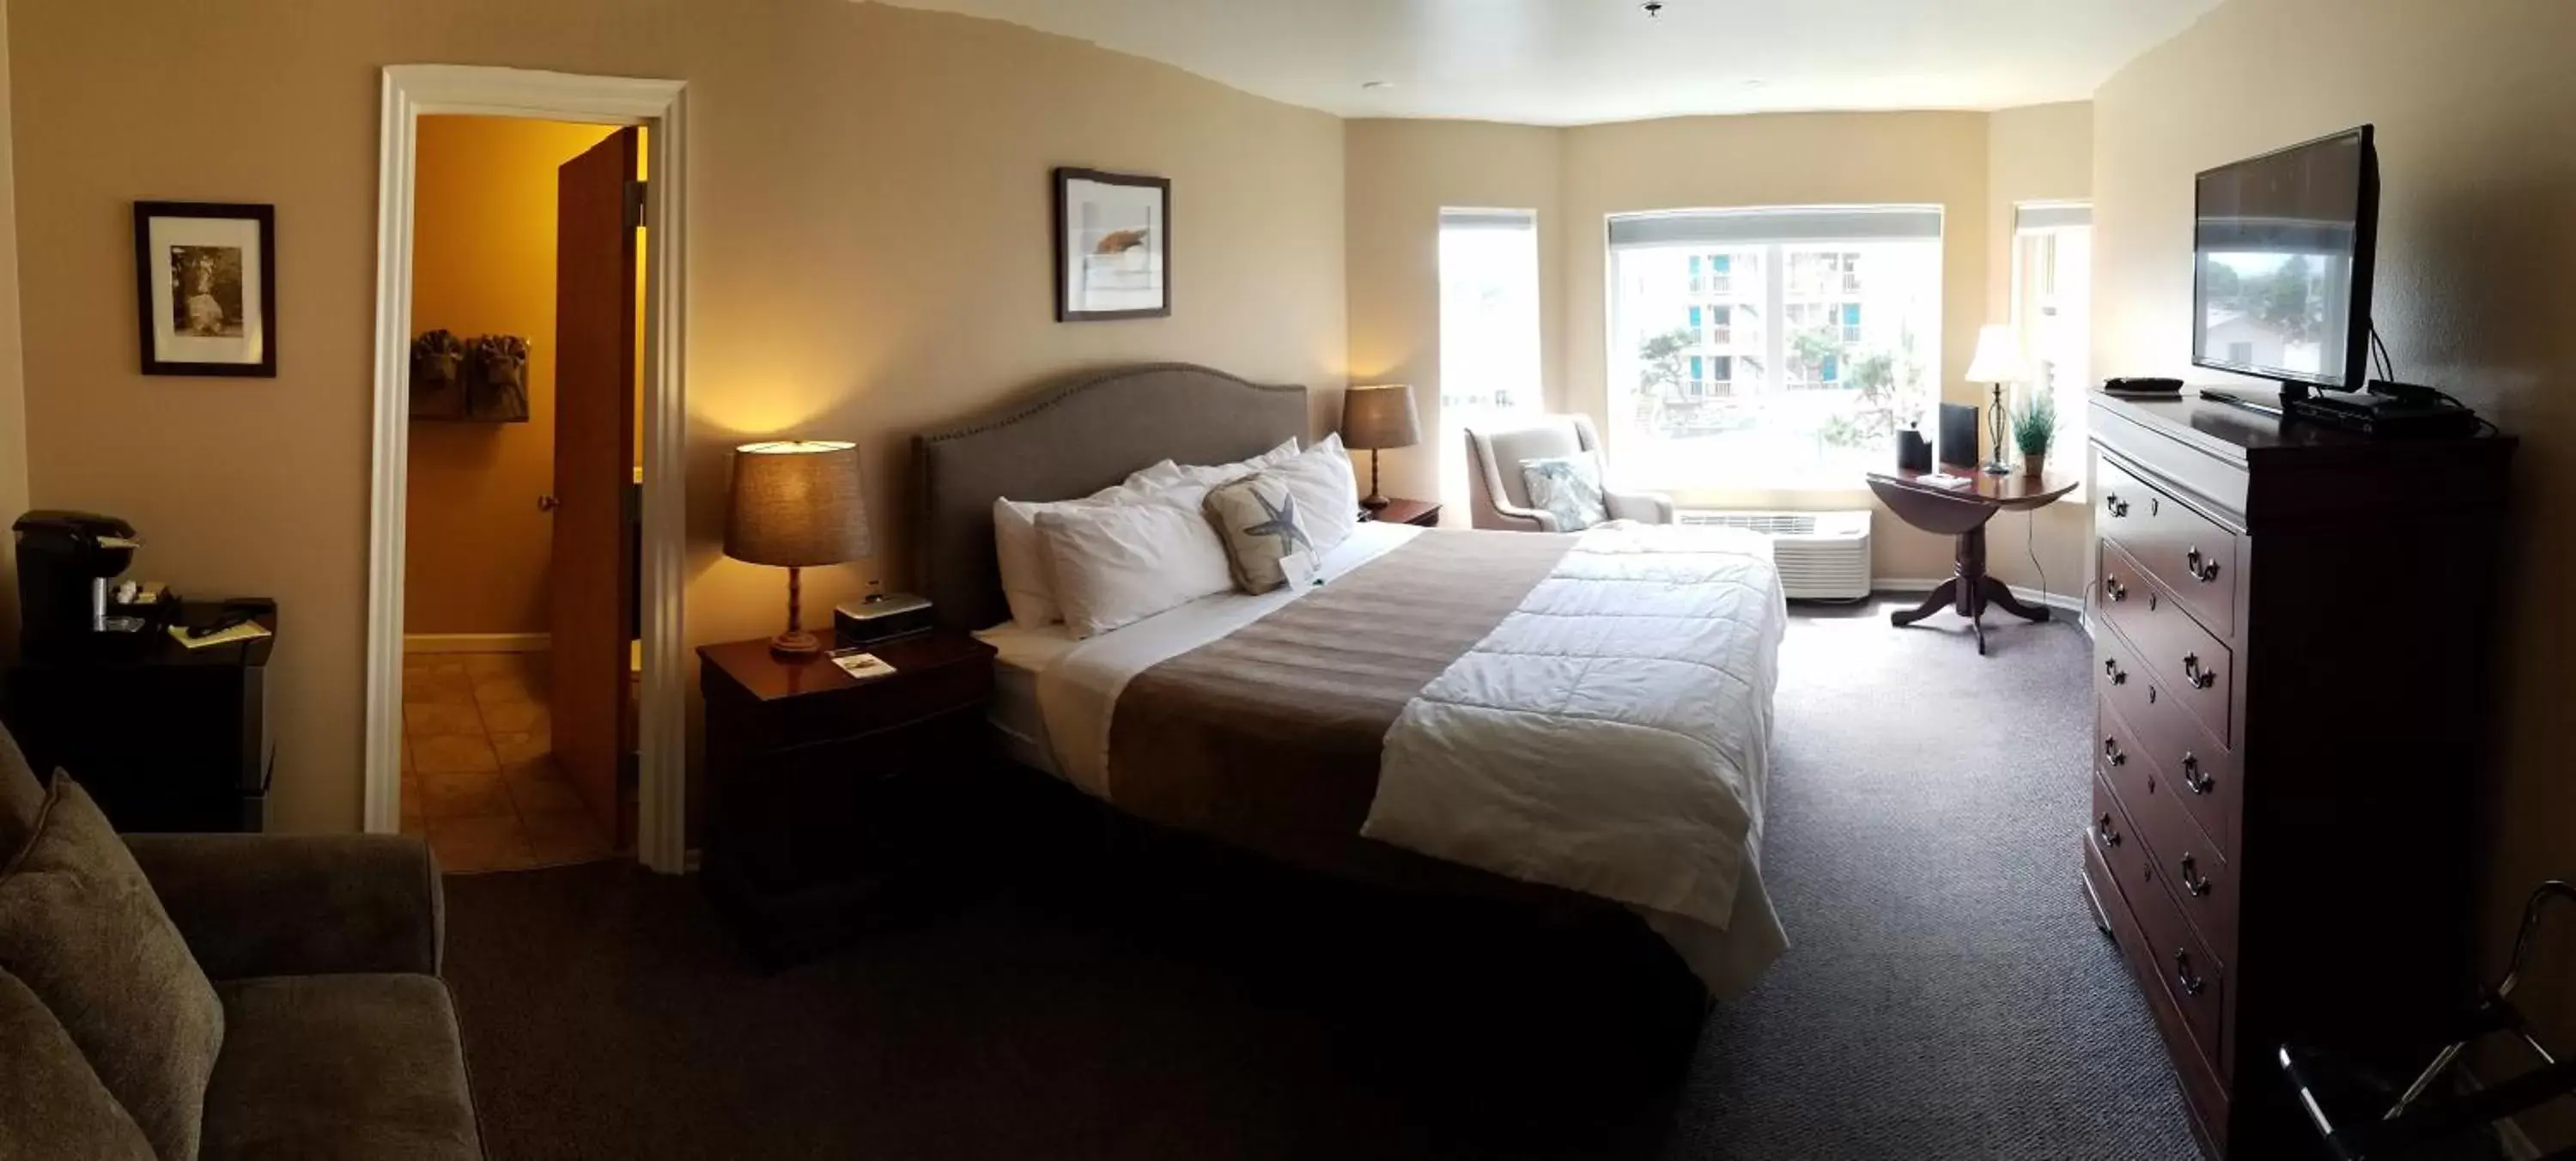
[133, 201, 276, 377]
[1054, 167, 1170, 322]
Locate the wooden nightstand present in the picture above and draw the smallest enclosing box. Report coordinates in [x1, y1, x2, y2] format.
[1362, 498, 1442, 528]
[697, 628, 995, 965]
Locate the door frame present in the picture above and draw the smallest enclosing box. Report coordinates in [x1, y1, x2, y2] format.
[363, 65, 692, 873]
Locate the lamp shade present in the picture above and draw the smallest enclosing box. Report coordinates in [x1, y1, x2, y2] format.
[1340, 384, 1421, 450]
[1964, 325, 2029, 385]
[723, 441, 872, 568]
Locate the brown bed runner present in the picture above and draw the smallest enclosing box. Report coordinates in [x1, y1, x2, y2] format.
[1104, 529, 1576, 867]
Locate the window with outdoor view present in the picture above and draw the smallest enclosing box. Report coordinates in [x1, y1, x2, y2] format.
[1437, 209, 1544, 509]
[2012, 203, 2093, 459]
[1607, 207, 1944, 490]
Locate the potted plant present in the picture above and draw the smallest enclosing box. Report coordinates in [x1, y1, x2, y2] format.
[2014, 391, 2057, 478]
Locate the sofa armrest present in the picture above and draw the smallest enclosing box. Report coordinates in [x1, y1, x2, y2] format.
[124, 834, 443, 981]
[1607, 489, 1676, 525]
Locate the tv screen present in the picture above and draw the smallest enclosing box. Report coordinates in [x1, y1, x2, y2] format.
[2192, 125, 2378, 393]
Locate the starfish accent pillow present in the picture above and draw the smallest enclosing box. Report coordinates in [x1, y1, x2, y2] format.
[1203, 472, 1321, 593]
[1519, 452, 1611, 532]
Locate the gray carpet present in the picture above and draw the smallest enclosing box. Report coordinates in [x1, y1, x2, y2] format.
[440, 600, 2198, 1160]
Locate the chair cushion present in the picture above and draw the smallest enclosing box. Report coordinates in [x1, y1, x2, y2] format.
[1521, 452, 1611, 532]
[0, 775, 223, 1161]
[1481, 421, 1583, 510]
[0, 964, 157, 1161]
[201, 974, 482, 1161]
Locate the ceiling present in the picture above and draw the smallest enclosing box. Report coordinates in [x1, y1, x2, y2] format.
[870, 0, 2223, 125]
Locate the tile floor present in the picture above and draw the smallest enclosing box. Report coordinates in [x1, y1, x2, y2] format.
[400, 651, 615, 873]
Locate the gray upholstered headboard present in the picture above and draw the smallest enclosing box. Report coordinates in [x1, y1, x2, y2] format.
[914, 362, 1309, 631]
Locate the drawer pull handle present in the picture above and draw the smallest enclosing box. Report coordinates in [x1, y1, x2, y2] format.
[2182, 653, 2217, 690]
[2179, 854, 2212, 898]
[2106, 495, 2130, 518]
[2181, 753, 2214, 795]
[2103, 737, 2127, 767]
[2185, 548, 2221, 583]
[2096, 813, 2122, 848]
[2105, 576, 2128, 603]
[2172, 949, 2207, 997]
[2103, 658, 2128, 685]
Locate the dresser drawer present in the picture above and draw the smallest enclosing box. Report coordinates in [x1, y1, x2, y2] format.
[2099, 621, 2241, 861]
[2129, 846, 2232, 1079]
[2100, 539, 2235, 743]
[2083, 822, 2231, 1147]
[2090, 766, 2160, 902]
[2109, 696, 2239, 964]
[2097, 454, 2239, 638]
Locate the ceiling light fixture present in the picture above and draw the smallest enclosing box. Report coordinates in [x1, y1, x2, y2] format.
[1361, 80, 1394, 91]
[1640, 1, 1666, 18]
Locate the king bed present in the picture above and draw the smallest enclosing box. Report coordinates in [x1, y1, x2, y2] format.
[915, 363, 1791, 995]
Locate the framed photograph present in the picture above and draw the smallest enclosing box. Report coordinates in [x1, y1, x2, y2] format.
[133, 201, 276, 377]
[1054, 167, 1170, 322]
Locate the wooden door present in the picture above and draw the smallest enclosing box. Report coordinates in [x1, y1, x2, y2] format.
[550, 128, 640, 844]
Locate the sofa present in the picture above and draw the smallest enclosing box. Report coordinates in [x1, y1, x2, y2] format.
[1462, 413, 1677, 532]
[0, 732, 483, 1161]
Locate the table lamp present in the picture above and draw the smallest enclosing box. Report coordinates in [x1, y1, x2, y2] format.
[1965, 325, 2029, 477]
[1340, 383, 1420, 511]
[724, 441, 870, 657]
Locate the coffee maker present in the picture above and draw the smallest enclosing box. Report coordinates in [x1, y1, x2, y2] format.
[15, 511, 146, 660]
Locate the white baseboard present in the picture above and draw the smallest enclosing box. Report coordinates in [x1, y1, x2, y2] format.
[1874, 577, 2091, 625]
[403, 633, 551, 654]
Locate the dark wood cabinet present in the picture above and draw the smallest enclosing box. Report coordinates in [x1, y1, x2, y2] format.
[1362, 498, 1443, 528]
[698, 629, 995, 965]
[2082, 392, 2516, 1158]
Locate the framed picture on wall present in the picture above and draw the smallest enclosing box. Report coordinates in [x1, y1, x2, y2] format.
[1054, 167, 1170, 322]
[133, 201, 277, 377]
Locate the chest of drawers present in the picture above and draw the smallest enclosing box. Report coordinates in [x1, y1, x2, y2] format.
[2082, 392, 2515, 1158]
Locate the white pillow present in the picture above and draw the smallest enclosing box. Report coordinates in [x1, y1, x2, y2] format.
[1036, 491, 1234, 639]
[1266, 433, 1360, 554]
[1126, 438, 1300, 493]
[992, 482, 1152, 629]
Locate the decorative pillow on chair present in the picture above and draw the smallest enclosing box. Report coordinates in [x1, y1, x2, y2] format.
[1202, 473, 1321, 593]
[0, 775, 224, 1161]
[1521, 453, 1611, 532]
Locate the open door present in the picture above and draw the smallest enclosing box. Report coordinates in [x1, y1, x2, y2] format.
[550, 127, 640, 844]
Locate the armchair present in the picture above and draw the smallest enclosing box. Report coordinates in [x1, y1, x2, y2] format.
[1463, 414, 1675, 532]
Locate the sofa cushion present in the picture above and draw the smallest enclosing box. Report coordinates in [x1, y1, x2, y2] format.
[201, 974, 482, 1161]
[0, 963, 157, 1161]
[0, 775, 224, 1161]
[0, 725, 44, 864]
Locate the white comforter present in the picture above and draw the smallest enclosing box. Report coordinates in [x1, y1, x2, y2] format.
[1362, 521, 1789, 995]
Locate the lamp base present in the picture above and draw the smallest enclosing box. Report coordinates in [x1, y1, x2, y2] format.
[769, 629, 823, 658]
[1982, 461, 2013, 477]
[1360, 494, 1393, 512]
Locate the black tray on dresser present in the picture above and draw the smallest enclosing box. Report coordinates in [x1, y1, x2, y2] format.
[2081, 389, 2515, 1159]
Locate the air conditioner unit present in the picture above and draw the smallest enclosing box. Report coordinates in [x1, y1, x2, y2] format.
[1678, 509, 1872, 601]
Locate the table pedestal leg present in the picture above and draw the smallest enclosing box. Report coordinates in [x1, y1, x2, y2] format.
[1887, 523, 2050, 655]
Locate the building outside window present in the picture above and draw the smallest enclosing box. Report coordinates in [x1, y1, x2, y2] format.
[1607, 206, 1943, 489]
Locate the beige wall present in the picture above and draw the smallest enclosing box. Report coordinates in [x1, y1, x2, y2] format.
[1985, 101, 2093, 597]
[10, 0, 1347, 831]
[1343, 119, 1563, 515]
[405, 117, 622, 638]
[2094, 0, 2576, 1033]
[0, 0, 24, 649]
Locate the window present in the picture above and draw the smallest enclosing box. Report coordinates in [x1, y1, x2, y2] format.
[1608, 207, 1943, 489]
[1438, 209, 1544, 508]
[2012, 203, 2093, 459]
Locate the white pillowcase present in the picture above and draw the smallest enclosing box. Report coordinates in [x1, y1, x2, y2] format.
[993, 482, 1154, 629]
[1036, 490, 1234, 639]
[1266, 433, 1360, 554]
[1125, 438, 1300, 493]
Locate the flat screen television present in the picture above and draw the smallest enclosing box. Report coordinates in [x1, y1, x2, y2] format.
[2191, 125, 2379, 400]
